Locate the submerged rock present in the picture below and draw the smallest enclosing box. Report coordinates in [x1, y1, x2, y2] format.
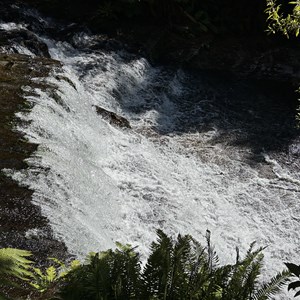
[94, 105, 131, 129]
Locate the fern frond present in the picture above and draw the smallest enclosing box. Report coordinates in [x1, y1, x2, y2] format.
[0, 248, 33, 280]
[206, 230, 219, 272]
[223, 244, 266, 299]
[253, 270, 290, 300]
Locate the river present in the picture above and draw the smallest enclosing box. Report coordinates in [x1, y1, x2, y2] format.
[1, 4, 300, 295]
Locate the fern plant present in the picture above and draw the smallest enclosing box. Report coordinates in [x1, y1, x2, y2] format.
[141, 230, 289, 300]
[30, 258, 69, 292]
[60, 243, 141, 300]
[55, 230, 288, 300]
[222, 242, 289, 300]
[0, 248, 33, 299]
[28, 257, 81, 300]
[0, 248, 32, 279]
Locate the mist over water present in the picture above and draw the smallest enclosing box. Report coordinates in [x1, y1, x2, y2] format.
[2, 8, 300, 294]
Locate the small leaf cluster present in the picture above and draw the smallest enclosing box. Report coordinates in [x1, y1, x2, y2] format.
[265, 0, 300, 37]
[29, 258, 80, 293]
[0, 248, 33, 299]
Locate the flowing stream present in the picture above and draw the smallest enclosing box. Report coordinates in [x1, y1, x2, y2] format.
[2, 5, 300, 290]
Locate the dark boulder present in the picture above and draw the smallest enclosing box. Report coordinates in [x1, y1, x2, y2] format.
[0, 29, 50, 57]
[94, 105, 131, 129]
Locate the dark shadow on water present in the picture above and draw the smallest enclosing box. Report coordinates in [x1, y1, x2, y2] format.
[120, 68, 299, 155]
[186, 71, 299, 153]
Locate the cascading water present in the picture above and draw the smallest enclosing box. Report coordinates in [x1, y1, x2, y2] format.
[2, 6, 300, 295]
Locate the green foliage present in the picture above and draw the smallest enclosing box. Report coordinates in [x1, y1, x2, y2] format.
[254, 270, 291, 300]
[30, 265, 59, 292]
[28, 257, 81, 300]
[142, 230, 223, 299]
[0, 248, 33, 282]
[30, 258, 70, 292]
[265, 1, 300, 126]
[0, 232, 291, 300]
[56, 230, 288, 300]
[265, 0, 300, 37]
[0, 248, 33, 299]
[60, 243, 141, 300]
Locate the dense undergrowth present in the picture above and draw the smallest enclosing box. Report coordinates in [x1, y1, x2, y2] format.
[1, 230, 297, 300]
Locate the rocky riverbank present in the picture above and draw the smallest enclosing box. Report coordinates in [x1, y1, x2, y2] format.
[0, 53, 67, 263]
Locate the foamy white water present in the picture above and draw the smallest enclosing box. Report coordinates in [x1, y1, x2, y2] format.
[2, 12, 300, 298]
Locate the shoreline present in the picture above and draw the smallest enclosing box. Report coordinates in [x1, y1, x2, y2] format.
[0, 53, 68, 263]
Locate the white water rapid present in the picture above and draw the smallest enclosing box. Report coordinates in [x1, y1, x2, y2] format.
[2, 9, 300, 297]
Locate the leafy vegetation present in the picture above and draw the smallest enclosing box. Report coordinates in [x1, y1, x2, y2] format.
[265, 0, 300, 37]
[265, 0, 300, 125]
[0, 248, 32, 280]
[0, 248, 33, 299]
[0, 231, 291, 300]
[29, 257, 79, 292]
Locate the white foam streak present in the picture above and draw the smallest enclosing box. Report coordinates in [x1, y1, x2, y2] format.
[0, 22, 26, 30]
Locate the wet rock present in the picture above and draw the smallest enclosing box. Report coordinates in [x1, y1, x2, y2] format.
[0, 28, 50, 57]
[0, 53, 67, 263]
[88, 36, 125, 52]
[289, 137, 300, 156]
[94, 105, 131, 129]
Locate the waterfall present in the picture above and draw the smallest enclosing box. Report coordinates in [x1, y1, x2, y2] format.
[2, 6, 300, 291]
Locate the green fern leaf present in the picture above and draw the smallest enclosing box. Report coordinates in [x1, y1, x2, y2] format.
[46, 266, 57, 282]
[253, 270, 290, 300]
[0, 248, 33, 280]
